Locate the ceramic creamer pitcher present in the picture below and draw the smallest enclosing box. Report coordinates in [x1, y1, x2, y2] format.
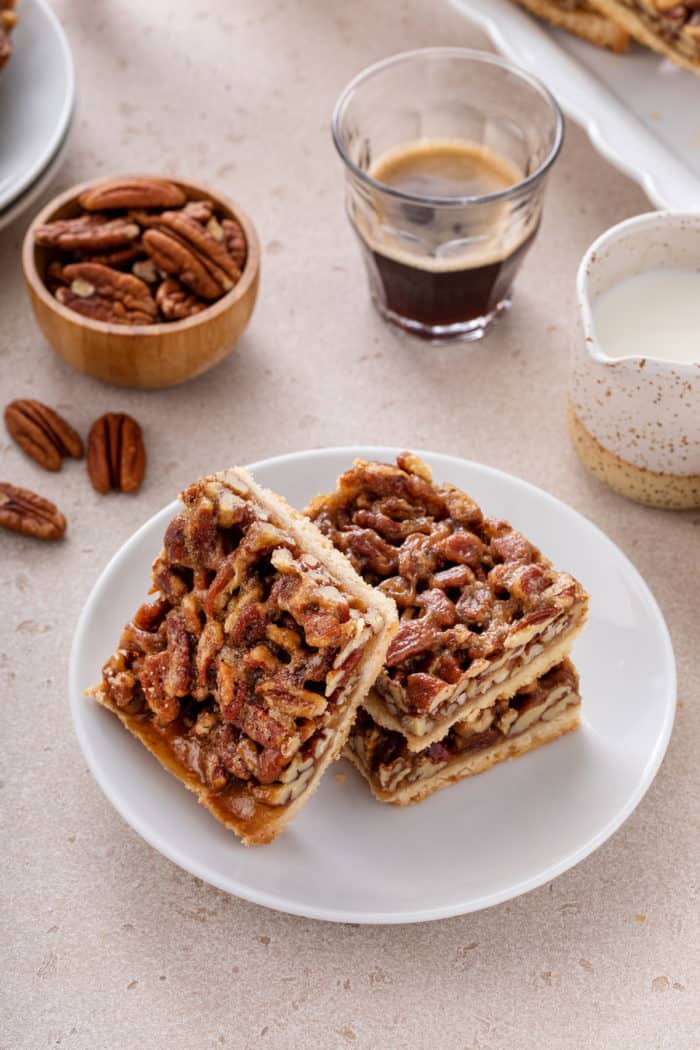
[569, 212, 700, 509]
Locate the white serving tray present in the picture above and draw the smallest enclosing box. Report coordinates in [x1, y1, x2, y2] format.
[451, 0, 700, 211]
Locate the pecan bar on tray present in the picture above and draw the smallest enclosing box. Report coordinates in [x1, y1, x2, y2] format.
[589, 0, 700, 72]
[346, 660, 581, 804]
[307, 454, 588, 752]
[90, 469, 397, 845]
[512, 0, 630, 51]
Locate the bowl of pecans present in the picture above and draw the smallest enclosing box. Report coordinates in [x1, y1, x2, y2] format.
[22, 175, 260, 389]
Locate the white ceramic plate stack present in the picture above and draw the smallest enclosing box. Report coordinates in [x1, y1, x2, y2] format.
[452, 0, 700, 211]
[0, 0, 75, 231]
[71, 447, 676, 923]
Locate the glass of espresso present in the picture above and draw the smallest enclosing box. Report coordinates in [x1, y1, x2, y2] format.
[332, 48, 563, 342]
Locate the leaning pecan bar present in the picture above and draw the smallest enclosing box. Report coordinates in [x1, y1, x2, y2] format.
[307, 454, 588, 750]
[512, 0, 630, 51]
[590, 0, 700, 72]
[346, 661, 581, 804]
[90, 468, 397, 845]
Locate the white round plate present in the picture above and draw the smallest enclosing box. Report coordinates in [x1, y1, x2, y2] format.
[0, 108, 73, 231]
[0, 0, 74, 211]
[70, 447, 676, 923]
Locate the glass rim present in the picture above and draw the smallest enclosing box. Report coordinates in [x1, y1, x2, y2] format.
[331, 47, 564, 208]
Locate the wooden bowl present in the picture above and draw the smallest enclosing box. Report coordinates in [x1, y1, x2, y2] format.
[22, 176, 261, 389]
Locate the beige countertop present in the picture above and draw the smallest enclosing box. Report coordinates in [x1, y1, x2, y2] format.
[2, 1, 698, 1047]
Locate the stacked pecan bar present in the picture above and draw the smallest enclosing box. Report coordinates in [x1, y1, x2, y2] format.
[91, 469, 396, 843]
[307, 454, 588, 804]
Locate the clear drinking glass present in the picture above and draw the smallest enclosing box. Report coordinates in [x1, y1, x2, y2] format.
[332, 48, 564, 342]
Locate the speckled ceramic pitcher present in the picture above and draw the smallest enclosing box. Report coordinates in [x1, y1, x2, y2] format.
[569, 212, 700, 509]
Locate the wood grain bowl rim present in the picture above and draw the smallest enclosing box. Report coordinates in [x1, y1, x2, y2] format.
[21, 174, 261, 337]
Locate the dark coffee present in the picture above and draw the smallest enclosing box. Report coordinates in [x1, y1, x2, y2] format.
[357, 139, 535, 335]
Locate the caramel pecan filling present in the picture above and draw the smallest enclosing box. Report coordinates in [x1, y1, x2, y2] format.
[99, 478, 375, 806]
[349, 662, 580, 793]
[308, 453, 585, 723]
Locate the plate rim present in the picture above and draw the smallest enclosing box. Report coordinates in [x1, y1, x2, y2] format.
[0, 0, 76, 211]
[0, 104, 74, 231]
[449, 0, 700, 213]
[69, 445, 677, 923]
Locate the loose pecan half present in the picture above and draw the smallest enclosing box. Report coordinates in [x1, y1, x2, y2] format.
[0, 482, 66, 539]
[78, 177, 186, 212]
[155, 277, 207, 320]
[4, 399, 83, 471]
[34, 214, 140, 252]
[87, 412, 146, 493]
[55, 263, 158, 325]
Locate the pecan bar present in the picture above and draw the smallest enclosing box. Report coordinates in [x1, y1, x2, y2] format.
[512, 0, 630, 51]
[589, 0, 700, 72]
[90, 469, 397, 845]
[345, 661, 581, 804]
[307, 453, 588, 750]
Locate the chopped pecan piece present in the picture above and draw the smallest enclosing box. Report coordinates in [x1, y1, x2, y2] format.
[337, 526, 397, 576]
[386, 616, 440, 667]
[406, 673, 445, 710]
[437, 530, 486, 566]
[456, 584, 492, 626]
[141, 651, 180, 724]
[163, 610, 192, 697]
[491, 530, 534, 565]
[415, 588, 457, 627]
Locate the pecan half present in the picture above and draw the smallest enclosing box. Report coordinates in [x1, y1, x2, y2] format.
[155, 277, 207, 320]
[183, 199, 215, 223]
[158, 210, 241, 283]
[87, 412, 146, 493]
[4, 399, 83, 471]
[34, 215, 140, 252]
[142, 228, 224, 300]
[78, 177, 186, 212]
[56, 263, 158, 325]
[0, 482, 66, 540]
[77, 243, 145, 269]
[221, 218, 247, 270]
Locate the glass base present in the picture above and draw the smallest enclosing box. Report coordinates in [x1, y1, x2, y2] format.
[373, 296, 512, 343]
